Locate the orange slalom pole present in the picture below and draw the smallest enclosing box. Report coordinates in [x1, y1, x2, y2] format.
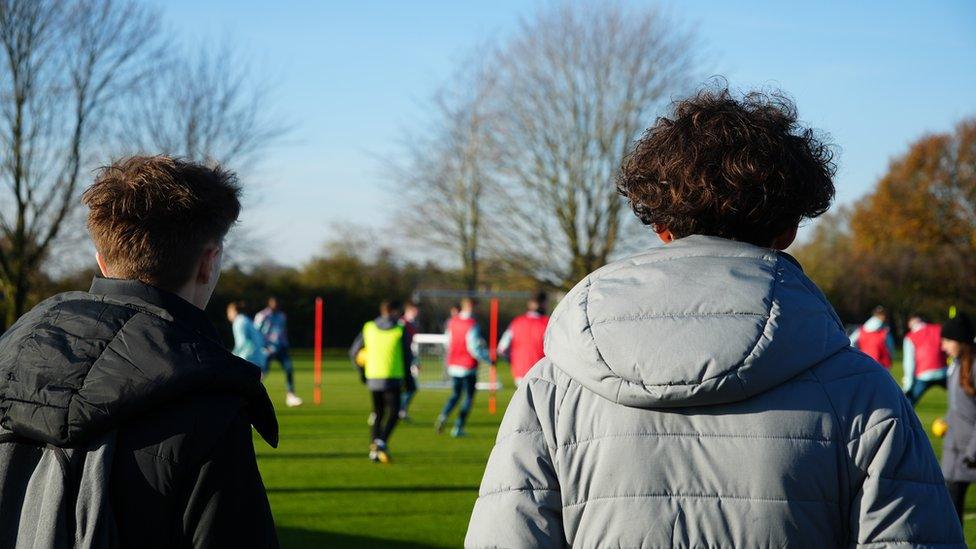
[488, 297, 499, 415]
[313, 297, 323, 405]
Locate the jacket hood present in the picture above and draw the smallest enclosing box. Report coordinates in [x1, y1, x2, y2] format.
[0, 287, 278, 448]
[544, 235, 850, 408]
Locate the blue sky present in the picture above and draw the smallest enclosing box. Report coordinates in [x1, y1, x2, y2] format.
[154, 0, 976, 265]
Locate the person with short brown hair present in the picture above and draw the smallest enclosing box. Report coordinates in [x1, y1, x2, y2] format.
[467, 89, 962, 547]
[0, 155, 279, 548]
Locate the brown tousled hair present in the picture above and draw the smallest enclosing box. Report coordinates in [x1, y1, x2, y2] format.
[83, 155, 241, 291]
[961, 346, 975, 397]
[618, 88, 836, 247]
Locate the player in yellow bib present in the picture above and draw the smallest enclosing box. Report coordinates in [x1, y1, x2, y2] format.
[349, 300, 411, 463]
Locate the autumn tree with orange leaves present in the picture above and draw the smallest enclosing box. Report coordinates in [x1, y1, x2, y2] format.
[795, 117, 976, 324]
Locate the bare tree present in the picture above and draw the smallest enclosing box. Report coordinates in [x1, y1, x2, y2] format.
[392, 63, 499, 291]
[0, 0, 161, 325]
[489, 3, 699, 288]
[121, 41, 288, 267]
[123, 41, 285, 170]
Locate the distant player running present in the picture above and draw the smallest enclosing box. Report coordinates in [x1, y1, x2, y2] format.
[227, 302, 268, 370]
[902, 313, 948, 405]
[255, 297, 302, 407]
[498, 293, 550, 385]
[399, 301, 421, 421]
[350, 300, 412, 462]
[849, 305, 896, 369]
[436, 298, 491, 438]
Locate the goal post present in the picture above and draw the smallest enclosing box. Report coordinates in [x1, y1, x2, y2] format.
[411, 331, 503, 391]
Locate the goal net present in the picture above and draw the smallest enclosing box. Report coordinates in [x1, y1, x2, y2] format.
[407, 289, 557, 393]
[411, 332, 501, 390]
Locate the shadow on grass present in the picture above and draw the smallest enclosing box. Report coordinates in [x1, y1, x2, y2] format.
[268, 484, 478, 495]
[278, 527, 436, 548]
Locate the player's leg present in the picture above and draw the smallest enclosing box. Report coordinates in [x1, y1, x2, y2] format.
[906, 380, 925, 406]
[453, 374, 478, 437]
[280, 348, 302, 407]
[437, 375, 463, 434]
[947, 481, 969, 522]
[911, 377, 947, 405]
[382, 387, 402, 444]
[400, 369, 417, 420]
[370, 390, 387, 462]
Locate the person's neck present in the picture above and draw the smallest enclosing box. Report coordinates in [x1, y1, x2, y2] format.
[172, 281, 206, 310]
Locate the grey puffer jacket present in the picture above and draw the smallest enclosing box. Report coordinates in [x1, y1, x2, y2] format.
[466, 236, 963, 548]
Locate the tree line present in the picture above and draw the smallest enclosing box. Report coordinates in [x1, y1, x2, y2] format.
[794, 116, 976, 329]
[0, 0, 283, 326]
[391, 3, 700, 291]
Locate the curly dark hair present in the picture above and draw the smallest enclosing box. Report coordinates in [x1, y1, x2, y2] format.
[618, 88, 836, 246]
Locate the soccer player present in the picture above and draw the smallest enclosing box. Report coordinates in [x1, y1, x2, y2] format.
[902, 313, 948, 405]
[349, 301, 412, 463]
[436, 298, 490, 438]
[227, 301, 268, 370]
[0, 156, 278, 547]
[498, 293, 550, 384]
[255, 297, 302, 407]
[849, 305, 896, 369]
[399, 301, 421, 420]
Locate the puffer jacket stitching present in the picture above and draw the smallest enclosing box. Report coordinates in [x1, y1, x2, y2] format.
[563, 492, 837, 507]
[574, 276, 623, 403]
[557, 432, 832, 450]
[847, 418, 896, 446]
[590, 312, 767, 326]
[479, 487, 560, 498]
[806, 365, 854, 539]
[876, 476, 947, 487]
[592, 251, 778, 275]
[133, 446, 179, 466]
[493, 429, 545, 447]
[779, 256, 844, 330]
[67, 312, 139, 439]
[589, 255, 780, 390]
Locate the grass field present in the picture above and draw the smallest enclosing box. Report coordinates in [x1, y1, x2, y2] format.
[258, 350, 975, 547]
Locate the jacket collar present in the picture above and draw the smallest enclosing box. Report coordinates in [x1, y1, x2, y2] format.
[89, 277, 220, 342]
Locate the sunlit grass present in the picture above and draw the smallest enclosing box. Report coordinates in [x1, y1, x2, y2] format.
[256, 350, 971, 547]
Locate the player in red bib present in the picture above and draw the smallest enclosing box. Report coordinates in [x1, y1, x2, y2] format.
[902, 313, 948, 405]
[436, 298, 490, 438]
[498, 293, 549, 385]
[849, 306, 895, 369]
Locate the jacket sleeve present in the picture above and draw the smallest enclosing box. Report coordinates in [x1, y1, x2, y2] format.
[349, 331, 364, 365]
[231, 318, 246, 355]
[466, 373, 564, 548]
[900, 336, 916, 391]
[182, 412, 279, 548]
[498, 326, 514, 359]
[846, 381, 965, 547]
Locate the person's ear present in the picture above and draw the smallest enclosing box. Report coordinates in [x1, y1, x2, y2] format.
[771, 224, 799, 250]
[654, 225, 675, 244]
[197, 244, 222, 285]
[95, 252, 111, 277]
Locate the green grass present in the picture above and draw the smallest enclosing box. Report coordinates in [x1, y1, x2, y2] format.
[257, 351, 974, 547]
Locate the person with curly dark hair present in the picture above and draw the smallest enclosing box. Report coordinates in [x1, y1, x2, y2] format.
[467, 88, 963, 547]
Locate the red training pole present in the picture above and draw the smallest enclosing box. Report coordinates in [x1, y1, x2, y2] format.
[488, 297, 499, 415]
[313, 297, 323, 406]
